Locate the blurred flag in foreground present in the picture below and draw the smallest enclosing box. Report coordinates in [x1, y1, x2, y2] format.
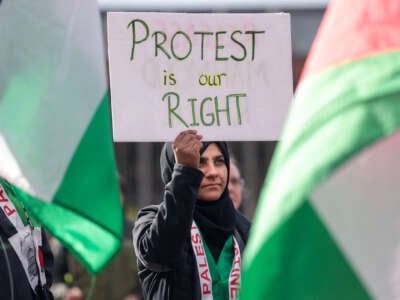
[0, 1, 122, 273]
[241, 0, 400, 299]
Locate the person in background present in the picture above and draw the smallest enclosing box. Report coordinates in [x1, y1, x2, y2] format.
[133, 130, 251, 300]
[47, 234, 73, 300]
[228, 157, 245, 211]
[0, 177, 54, 300]
[65, 179, 141, 300]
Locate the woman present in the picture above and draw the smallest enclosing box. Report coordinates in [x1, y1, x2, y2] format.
[133, 130, 250, 300]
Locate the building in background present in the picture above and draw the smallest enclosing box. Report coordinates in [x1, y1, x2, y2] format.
[103, 0, 327, 220]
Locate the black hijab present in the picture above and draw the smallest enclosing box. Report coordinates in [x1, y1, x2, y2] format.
[160, 141, 236, 261]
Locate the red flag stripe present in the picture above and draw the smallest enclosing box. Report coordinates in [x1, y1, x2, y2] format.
[301, 0, 400, 82]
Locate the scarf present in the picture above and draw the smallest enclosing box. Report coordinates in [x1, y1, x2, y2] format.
[160, 141, 236, 261]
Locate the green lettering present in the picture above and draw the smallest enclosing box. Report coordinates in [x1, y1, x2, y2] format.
[200, 97, 215, 126]
[171, 31, 192, 60]
[187, 98, 200, 126]
[161, 92, 188, 127]
[245, 30, 266, 60]
[215, 31, 228, 61]
[230, 30, 246, 61]
[194, 31, 213, 60]
[228, 93, 246, 124]
[127, 19, 149, 61]
[152, 31, 171, 59]
[214, 95, 231, 126]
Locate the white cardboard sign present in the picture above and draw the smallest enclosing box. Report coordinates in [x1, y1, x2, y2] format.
[107, 12, 293, 141]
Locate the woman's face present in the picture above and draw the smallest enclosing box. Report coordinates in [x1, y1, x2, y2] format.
[197, 143, 228, 201]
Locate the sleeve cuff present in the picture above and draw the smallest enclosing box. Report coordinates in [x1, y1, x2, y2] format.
[173, 164, 204, 186]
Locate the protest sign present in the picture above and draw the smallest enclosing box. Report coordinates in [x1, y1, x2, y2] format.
[107, 12, 292, 141]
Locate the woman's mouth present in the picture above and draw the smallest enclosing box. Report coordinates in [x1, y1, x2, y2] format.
[202, 183, 220, 189]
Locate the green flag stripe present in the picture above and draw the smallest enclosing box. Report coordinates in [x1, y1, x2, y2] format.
[54, 93, 122, 238]
[13, 94, 122, 274]
[241, 201, 372, 300]
[53, 93, 122, 273]
[244, 51, 400, 271]
[278, 50, 400, 165]
[10, 188, 120, 274]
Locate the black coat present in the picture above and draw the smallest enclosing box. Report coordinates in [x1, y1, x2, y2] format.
[133, 165, 251, 300]
[0, 227, 54, 300]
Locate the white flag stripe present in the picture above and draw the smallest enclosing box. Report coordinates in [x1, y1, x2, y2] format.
[311, 129, 400, 300]
[0, 0, 106, 200]
[0, 134, 33, 195]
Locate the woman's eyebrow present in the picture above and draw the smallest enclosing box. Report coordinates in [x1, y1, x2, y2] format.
[213, 155, 225, 160]
[200, 154, 224, 160]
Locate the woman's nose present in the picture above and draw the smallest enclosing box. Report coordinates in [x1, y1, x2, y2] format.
[205, 163, 218, 176]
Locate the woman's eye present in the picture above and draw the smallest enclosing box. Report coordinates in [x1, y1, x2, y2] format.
[214, 157, 225, 165]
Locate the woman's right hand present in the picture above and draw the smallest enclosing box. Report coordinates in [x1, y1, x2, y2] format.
[173, 130, 203, 169]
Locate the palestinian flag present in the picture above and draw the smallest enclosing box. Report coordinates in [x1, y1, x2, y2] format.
[241, 0, 400, 299]
[0, 1, 123, 273]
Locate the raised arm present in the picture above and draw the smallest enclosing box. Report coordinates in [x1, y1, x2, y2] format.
[133, 130, 204, 270]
